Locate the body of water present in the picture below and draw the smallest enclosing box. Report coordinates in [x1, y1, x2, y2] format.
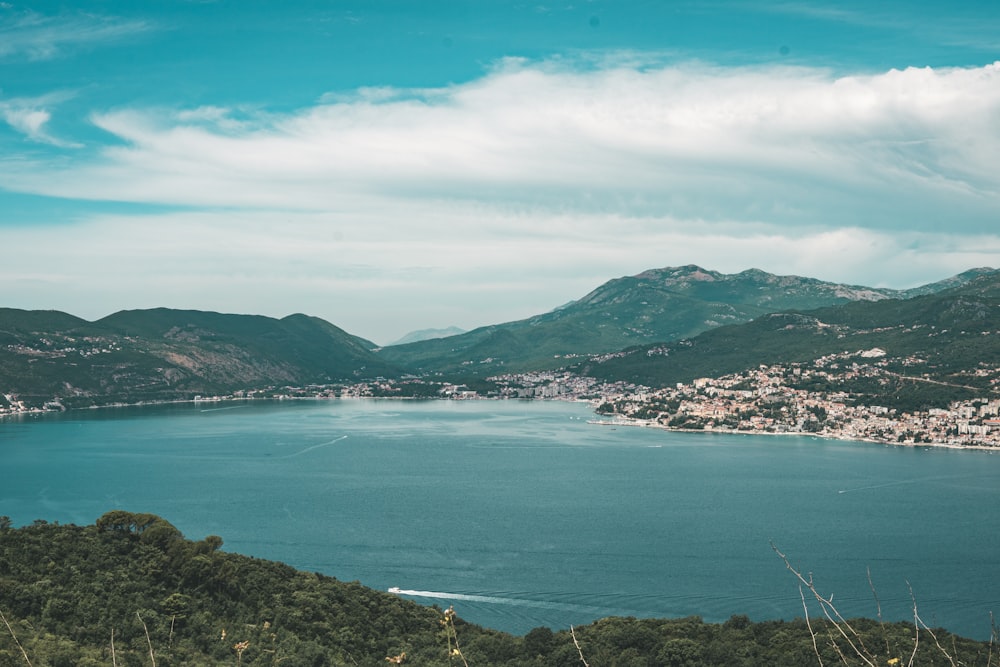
[2, 398, 999, 638]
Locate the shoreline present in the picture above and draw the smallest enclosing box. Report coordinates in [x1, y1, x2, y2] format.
[5, 391, 998, 452]
[587, 414, 1000, 452]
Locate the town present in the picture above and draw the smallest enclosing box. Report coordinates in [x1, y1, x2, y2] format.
[590, 349, 1000, 448]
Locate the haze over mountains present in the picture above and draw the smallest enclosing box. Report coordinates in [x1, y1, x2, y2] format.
[1, 265, 996, 410]
[388, 326, 467, 346]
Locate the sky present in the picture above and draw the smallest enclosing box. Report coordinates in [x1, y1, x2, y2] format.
[2, 1, 1000, 344]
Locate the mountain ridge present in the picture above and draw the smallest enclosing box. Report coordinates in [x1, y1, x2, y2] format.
[573, 270, 1000, 410]
[0, 307, 398, 409]
[374, 265, 997, 374]
[2, 265, 996, 409]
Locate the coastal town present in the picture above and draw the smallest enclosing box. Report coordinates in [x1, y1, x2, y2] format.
[6, 346, 1000, 449]
[588, 350, 1000, 448]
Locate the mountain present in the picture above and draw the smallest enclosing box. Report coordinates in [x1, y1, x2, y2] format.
[3, 266, 994, 408]
[574, 271, 1000, 407]
[375, 265, 995, 375]
[388, 326, 466, 346]
[0, 308, 399, 409]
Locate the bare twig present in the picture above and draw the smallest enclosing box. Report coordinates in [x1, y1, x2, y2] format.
[570, 625, 591, 667]
[798, 585, 824, 667]
[771, 543, 877, 667]
[907, 582, 956, 667]
[827, 632, 852, 666]
[988, 612, 997, 667]
[0, 608, 32, 666]
[137, 612, 156, 667]
[111, 627, 117, 667]
[866, 566, 891, 659]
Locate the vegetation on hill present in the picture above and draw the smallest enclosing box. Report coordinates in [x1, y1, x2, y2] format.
[575, 272, 1000, 411]
[375, 265, 995, 375]
[0, 308, 401, 409]
[0, 514, 995, 666]
[1, 267, 995, 409]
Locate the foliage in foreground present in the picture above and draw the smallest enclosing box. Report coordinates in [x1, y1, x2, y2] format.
[0, 513, 997, 666]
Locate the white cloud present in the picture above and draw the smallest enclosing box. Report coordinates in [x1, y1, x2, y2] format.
[2, 59, 998, 231]
[0, 100, 82, 147]
[3, 107, 49, 136]
[0, 10, 150, 61]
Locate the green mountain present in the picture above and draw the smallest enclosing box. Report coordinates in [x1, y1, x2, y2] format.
[574, 271, 1000, 409]
[3, 267, 994, 408]
[0, 308, 398, 409]
[375, 265, 995, 375]
[0, 513, 991, 666]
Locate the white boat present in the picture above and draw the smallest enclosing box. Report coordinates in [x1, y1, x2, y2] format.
[387, 586, 402, 594]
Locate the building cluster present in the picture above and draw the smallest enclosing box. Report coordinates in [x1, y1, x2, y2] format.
[596, 350, 1000, 448]
[486, 371, 639, 400]
[5, 336, 123, 360]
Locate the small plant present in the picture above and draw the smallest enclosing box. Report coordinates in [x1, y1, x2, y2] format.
[233, 639, 250, 666]
[440, 606, 469, 666]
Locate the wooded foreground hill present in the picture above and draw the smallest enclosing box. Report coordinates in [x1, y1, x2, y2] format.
[0, 514, 994, 666]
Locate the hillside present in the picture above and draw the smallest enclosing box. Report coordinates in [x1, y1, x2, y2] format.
[0, 513, 992, 666]
[574, 271, 1000, 410]
[375, 266, 994, 375]
[0, 308, 399, 409]
[2, 267, 995, 410]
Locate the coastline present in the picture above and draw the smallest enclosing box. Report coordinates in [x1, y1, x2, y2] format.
[0, 389, 1000, 452]
[587, 413, 1000, 452]
[7, 389, 997, 453]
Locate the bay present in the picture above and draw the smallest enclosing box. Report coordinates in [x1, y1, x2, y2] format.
[2, 398, 999, 639]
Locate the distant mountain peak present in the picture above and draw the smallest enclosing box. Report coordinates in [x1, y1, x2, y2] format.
[636, 265, 719, 282]
[388, 326, 466, 346]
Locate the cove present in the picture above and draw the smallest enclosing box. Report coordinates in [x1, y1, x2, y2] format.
[2, 398, 999, 639]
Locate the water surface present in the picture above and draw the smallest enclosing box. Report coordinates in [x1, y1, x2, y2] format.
[2, 399, 998, 638]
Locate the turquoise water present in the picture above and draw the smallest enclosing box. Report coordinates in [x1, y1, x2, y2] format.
[2, 399, 999, 638]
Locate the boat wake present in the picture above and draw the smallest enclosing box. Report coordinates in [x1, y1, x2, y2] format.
[281, 435, 348, 458]
[387, 589, 605, 614]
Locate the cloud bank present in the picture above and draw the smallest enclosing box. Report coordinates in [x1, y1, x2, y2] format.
[2, 58, 999, 340]
[7, 59, 1000, 225]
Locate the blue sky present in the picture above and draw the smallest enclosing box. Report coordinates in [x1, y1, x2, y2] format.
[2, 1, 999, 343]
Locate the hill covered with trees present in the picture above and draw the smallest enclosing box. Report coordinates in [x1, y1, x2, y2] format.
[0, 308, 400, 410]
